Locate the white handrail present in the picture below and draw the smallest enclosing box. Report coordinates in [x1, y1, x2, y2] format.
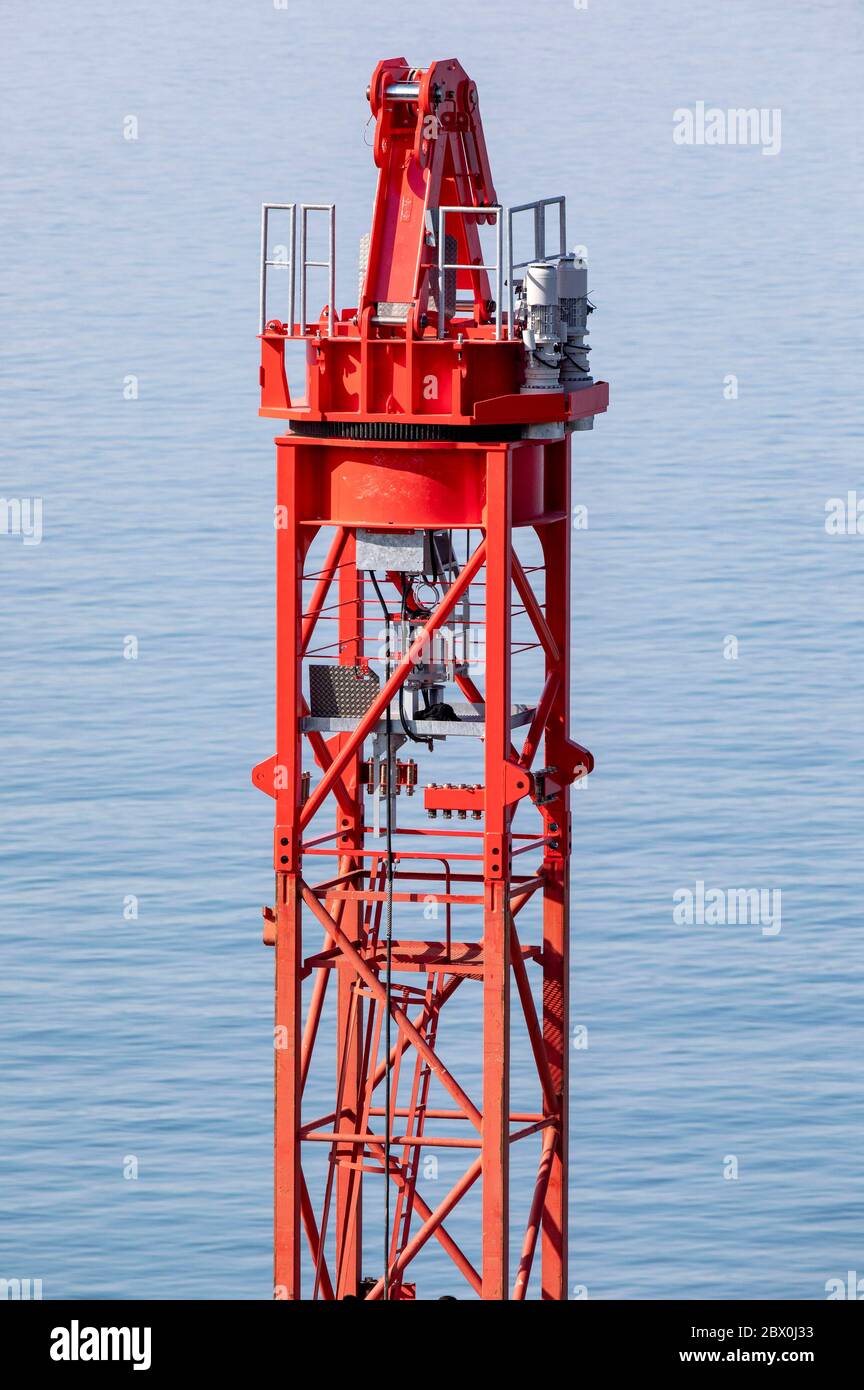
[436, 205, 504, 340]
[259, 203, 296, 334]
[506, 197, 567, 335]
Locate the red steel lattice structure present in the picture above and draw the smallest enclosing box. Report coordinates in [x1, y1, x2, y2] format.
[254, 58, 608, 1300]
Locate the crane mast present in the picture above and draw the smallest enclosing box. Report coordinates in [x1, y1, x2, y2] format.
[254, 56, 609, 1300]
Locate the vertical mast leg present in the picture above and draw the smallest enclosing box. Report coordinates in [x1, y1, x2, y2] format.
[481, 447, 513, 1299]
[334, 532, 364, 1298]
[539, 436, 572, 1301]
[274, 442, 304, 1298]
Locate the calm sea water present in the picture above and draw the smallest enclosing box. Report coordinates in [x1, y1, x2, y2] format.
[1, 0, 861, 1299]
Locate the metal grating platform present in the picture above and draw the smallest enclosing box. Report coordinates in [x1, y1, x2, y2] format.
[309, 663, 380, 719]
[302, 700, 535, 739]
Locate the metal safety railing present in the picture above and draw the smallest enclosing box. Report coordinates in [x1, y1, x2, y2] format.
[261, 197, 570, 342]
[437, 204, 504, 341]
[299, 204, 335, 337]
[259, 202, 336, 336]
[506, 196, 567, 336]
[259, 203, 295, 335]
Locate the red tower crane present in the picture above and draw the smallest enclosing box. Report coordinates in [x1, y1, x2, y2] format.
[254, 57, 608, 1300]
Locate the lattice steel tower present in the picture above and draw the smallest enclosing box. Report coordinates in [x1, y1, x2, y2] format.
[254, 57, 608, 1300]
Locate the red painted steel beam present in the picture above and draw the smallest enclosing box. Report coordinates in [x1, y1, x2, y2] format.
[334, 533, 365, 1295]
[301, 527, 347, 655]
[520, 671, 560, 770]
[538, 497, 571, 1301]
[299, 1170, 335, 1301]
[481, 447, 512, 1300]
[511, 920, 559, 1114]
[511, 549, 560, 666]
[512, 1128, 558, 1300]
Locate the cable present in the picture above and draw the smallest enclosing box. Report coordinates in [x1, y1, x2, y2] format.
[369, 568, 395, 1301]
